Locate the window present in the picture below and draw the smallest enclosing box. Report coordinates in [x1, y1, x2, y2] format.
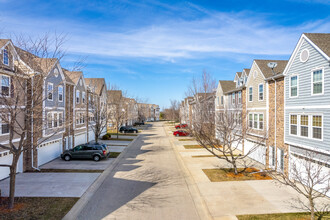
[249, 87, 253, 102]
[254, 114, 258, 129]
[221, 96, 223, 105]
[1, 115, 9, 134]
[279, 149, 284, 171]
[312, 69, 323, 95]
[238, 91, 242, 104]
[59, 113, 63, 127]
[249, 114, 253, 128]
[47, 113, 52, 128]
[1, 75, 10, 96]
[82, 92, 85, 104]
[76, 90, 80, 103]
[300, 115, 309, 137]
[259, 114, 263, 129]
[258, 84, 264, 101]
[54, 113, 58, 127]
[47, 83, 53, 101]
[290, 115, 297, 135]
[3, 49, 9, 65]
[290, 76, 298, 97]
[58, 86, 63, 102]
[76, 113, 80, 124]
[312, 115, 322, 139]
[232, 93, 235, 104]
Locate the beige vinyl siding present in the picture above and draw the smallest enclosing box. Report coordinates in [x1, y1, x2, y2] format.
[246, 63, 267, 109]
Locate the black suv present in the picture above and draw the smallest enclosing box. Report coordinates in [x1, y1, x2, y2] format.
[61, 144, 108, 162]
[119, 126, 138, 133]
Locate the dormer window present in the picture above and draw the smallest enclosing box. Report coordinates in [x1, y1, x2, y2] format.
[3, 49, 9, 66]
[82, 92, 85, 103]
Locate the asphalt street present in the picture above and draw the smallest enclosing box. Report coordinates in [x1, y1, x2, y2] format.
[76, 122, 201, 220]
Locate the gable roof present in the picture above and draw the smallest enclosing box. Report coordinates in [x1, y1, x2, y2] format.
[0, 39, 10, 49]
[219, 80, 236, 93]
[107, 90, 122, 103]
[63, 69, 82, 85]
[304, 33, 330, 58]
[62, 68, 75, 85]
[243, 68, 250, 76]
[85, 78, 106, 95]
[254, 60, 288, 78]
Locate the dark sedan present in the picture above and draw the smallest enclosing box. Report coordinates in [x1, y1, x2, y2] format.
[119, 126, 138, 133]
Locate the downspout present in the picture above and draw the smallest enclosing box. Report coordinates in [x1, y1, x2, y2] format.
[31, 75, 40, 171]
[269, 76, 277, 170]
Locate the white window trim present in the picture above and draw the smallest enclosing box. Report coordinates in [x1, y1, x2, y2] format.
[3, 49, 9, 66]
[289, 114, 298, 136]
[76, 90, 80, 104]
[221, 96, 224, 105]
[258, 83, 264, 101]
[248, 112, 264, 130]
[248, 87, 253, 102]
[289, 74, 299, 98]
[0, 114, 10, 136]
[58, 85, 63, 102]
[311, 67, 324, 96]
[238, 91, 242, 104]
[1, 75, 10, 98]
[47, 83, 54, 101]
[288, 113, 323, 141]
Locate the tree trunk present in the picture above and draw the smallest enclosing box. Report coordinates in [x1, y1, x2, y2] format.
[309, 197, 315, 220]
[9, 156, 18, 209]
[233, 162, 238, 175]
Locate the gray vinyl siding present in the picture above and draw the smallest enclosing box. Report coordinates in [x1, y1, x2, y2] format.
[285, 39, 330, 106]
[285, 38, 330, 152]
[45, 65, 65, 108]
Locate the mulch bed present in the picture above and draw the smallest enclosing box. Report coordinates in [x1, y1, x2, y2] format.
[237, 212, 314, 220]
[0, 197, 78, 220]
[203, 168, 272, 182]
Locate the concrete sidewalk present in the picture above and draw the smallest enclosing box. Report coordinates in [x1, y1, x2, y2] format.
[41, 157, 116, 170]
[165, 124, 330, 219]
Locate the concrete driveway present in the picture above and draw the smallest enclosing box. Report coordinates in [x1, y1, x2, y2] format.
[41, 157, 116, 170]
[0, 172, 100, 197]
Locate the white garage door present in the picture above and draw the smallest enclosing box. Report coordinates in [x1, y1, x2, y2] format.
[88, 130, 95, 142]
[75, 133, 86, 146]
[0, 152, 23, 180]
[38, 140, 62, 166]
[244, 140, 266, 165]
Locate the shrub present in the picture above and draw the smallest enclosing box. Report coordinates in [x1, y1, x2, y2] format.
[102, 134, 111, 140]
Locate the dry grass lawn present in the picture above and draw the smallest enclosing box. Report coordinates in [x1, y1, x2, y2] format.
[178, 139, 195, 141]
[203, 168, 272, 182]
[192, 154, 239, 158]
[183, 145, 222, 149]
[237, 212, 315, 220]
[0, 197, 78, 220]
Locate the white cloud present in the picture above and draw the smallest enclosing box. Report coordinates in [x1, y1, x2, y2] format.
[1, 7, 329, 60]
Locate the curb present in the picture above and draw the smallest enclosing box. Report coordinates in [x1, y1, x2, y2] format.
[164, 124, 213, 220]
[62, 135, 141, 220]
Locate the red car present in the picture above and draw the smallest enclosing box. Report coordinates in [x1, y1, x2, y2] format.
[173, 130, 189, 137]
[175, 124, 188, 129]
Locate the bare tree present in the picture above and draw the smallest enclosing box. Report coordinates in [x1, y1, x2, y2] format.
[0, 33, 68, 208]
[187, 71, 265, 175]
[107, 87, 127, 139]
[266, 150, 330, 220]
[88, 91, 107, 143]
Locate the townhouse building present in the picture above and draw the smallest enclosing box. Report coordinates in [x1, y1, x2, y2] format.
[0, 40, 26, 179]
[283, 33, 330, 176]
[62, 71, 88, 147]
[85, 78, 108, 138]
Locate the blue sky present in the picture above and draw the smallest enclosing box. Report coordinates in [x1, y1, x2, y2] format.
[0, 0, 329, 108]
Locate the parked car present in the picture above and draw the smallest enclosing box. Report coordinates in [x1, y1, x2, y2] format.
[119, 126, 138, 133]
[134, 122, 145, 126]
[175, 124, 188, 129]
[61, 144, 108, 162]
[87, 141, 110, 156]
[173, 130, 189, 137]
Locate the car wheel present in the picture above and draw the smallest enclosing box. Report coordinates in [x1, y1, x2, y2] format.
[93, 155, 100, 162]
[64, 155, 71, 161]
[176, 134, 179, 137]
